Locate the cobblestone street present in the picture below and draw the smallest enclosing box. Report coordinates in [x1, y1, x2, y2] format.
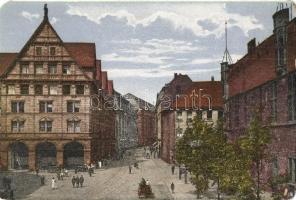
[22, 148, 197, 200]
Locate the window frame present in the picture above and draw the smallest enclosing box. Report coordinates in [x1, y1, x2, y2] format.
[11, 101, 25, 113]
[67, 101, 80, 113]
[11, 120, 25, 132]
[76, 85, 84, 95]
[48, 63, 57, 74]
[20, 84, 29, 95]
[39, 120, 52, 132]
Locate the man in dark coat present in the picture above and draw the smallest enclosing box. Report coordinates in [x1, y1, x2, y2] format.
[71, 176, 75, 188]
[171, 165, 175, 175]
[79, 175, 84, 187]
[129, 165, 132, 174]
[75, 176, 80, 188]
[171, 182, 175, 193]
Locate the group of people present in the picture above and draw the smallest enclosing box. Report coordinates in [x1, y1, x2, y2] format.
[71, 175, 84, 188]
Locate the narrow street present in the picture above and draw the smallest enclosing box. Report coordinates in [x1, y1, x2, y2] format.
[22, 148, 197, 200]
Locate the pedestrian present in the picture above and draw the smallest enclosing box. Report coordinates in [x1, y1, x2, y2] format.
[98, 160, 102, 169]
[75, 176, 80, 188]
[79, 175, 84, 187]
[36, 167, 39, 176]
[88, 168, 92, 177]
[71, 176, 75, 188]
[284, 184, 289, 200]
[51, 177, 56, 190]
[171, 182, 175, 193]
[129, 165, 132, 174]
[184, 169, 188, 184]
[171, 165, 175, 175]
[40, 175, 45, 186]
[75, 167, 78, 174]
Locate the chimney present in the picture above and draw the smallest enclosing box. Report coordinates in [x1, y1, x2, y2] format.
[211, 76, 214, 82]
[96, 60, 101, 81]
[174, 73, 177, 78]
[247, 38, 256, 54]
[101, 71, 108, 90]
[108, 80, 113, 95]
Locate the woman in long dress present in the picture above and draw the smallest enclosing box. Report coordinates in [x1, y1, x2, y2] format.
[51, 177, 56, 190]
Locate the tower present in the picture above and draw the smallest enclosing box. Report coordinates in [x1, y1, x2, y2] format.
[220, 21, 232, 101]
[273, 3, 289, 76]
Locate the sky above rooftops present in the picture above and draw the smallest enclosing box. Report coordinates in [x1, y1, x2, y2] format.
[0, 1, 294, 104]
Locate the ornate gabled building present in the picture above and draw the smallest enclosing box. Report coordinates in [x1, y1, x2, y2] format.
[221, 6, 296, 182]
[0, 5, 116, 170]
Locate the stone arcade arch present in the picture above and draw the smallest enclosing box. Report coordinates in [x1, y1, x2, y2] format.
[36, 142, 57, 169]
[63, 141, 84, 168]
[8, 142, 29, 170]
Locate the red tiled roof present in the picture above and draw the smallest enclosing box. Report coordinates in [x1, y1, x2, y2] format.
[64, 42, 96, 67]
[0, 53, 18, 76]
[173, 81, 223, 110]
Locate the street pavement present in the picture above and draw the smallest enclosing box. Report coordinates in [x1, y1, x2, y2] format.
[22, 148, 197, 200]
[20, 147, 272, 200]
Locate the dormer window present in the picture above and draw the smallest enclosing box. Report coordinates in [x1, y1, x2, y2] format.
[36, 47, 42, 56]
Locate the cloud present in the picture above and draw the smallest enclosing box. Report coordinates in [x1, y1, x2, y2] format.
[66, 3, 264, 38]
[101, 52, 170, 65]
[190, 58, 221, 65]
[115, 38, 202, 56]
[21, 11, 40, 21]
[107, 67, 220, 78]
[50, 17, 59, 24]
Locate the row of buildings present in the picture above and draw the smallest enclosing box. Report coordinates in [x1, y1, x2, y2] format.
[0, 5, 156, 170]
[156, 5, 296, 184]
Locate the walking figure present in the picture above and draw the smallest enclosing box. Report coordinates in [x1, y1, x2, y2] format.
[171, 182, 175, 193]
[51, 177, 57, 190]
[79, 175, 84, 187]
[40, 175, 45, 186]
[184, 169, 188, 184]
[71, 176, 75, 188]
[88, 168, 92, 177]
[75, 176, 80, 188]
[171, 165, 175, 175]
[129, 165, 132, 174]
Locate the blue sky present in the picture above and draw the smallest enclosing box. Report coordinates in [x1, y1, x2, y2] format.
[0, 1, 294, 103]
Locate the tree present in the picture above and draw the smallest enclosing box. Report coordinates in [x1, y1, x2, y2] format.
[239, 111, 271, 200]
[176, 116, 256, 199]
[176, 116, 212, 198]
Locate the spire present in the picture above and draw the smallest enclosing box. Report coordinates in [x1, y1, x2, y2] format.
[222, 21, 233, 64]
[44, 4, 48, 21]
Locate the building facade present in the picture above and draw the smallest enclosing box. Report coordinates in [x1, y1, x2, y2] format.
[0, 5, 115, 170]
[156, 73, 223, 163]
[124, 93, 156, 147]
[114, 91, 137, 156]
[222, 7, 296, 182]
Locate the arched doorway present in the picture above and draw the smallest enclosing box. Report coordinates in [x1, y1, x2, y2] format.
[63, 142, 84, 168]
[8, 142, 28, 170]
[36, 142, 57, 169]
